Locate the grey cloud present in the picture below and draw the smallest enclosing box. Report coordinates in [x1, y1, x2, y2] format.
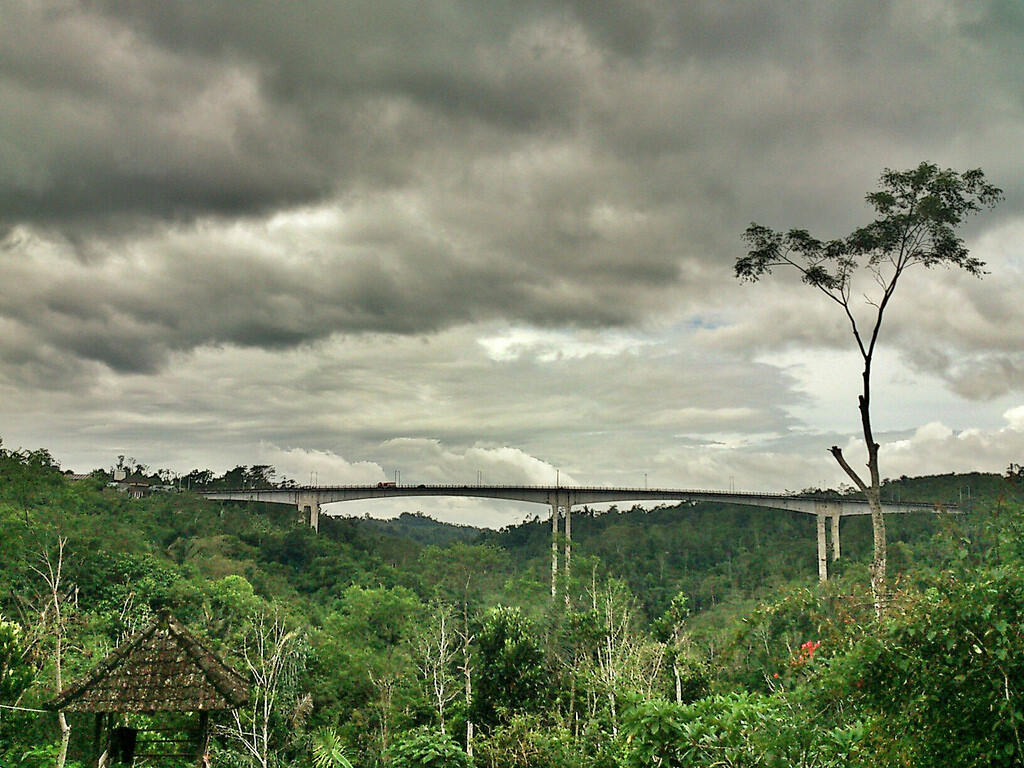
[2, 0, 1023, 494]
[904, 350, 1024, 401]
[5, 0, 1022, 236]
[0, 166, 692, 377]
[0, 325, 803, 483]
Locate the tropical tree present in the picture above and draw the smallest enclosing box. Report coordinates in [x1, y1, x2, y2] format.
[418, 542, 510, 755]
[472, 606, 546, 730]
[311, 727, 355, 768]
[735, 162, 1002, 608]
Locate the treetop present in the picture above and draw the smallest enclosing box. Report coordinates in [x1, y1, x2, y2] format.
[736, 162, 1002, 288]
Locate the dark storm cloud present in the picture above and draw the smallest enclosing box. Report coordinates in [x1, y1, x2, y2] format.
[1, 0, 1022, 394]
[6, 0, 1020, 228]
[0, 4, 328, 225]
[0, 206, 678, 379]
[0, 0, 588, 227]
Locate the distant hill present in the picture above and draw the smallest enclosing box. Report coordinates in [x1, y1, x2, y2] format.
[352, 511, 484, 547]
[875, 470, 1017, 509]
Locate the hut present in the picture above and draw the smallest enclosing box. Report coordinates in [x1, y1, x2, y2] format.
[49, 611, 249, 766]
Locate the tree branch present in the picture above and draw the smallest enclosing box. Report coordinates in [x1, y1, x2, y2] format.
[829, 446, 868, 493]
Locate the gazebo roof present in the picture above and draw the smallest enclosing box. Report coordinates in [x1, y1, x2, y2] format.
[49, 611, 249, 713]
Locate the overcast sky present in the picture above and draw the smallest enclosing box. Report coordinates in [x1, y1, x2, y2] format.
[2, 0, 1022, 526]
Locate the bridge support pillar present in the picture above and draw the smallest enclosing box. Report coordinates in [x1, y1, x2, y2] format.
[551, 504, 559, 598]
[297, 492, 321, 533]
[816, 513, 828, 582]
[831, 514, 841, 561]
[564, 500, 572, 604]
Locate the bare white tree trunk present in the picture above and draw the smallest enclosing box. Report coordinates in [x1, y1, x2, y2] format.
[416, 602, 458, 732]
[368, 671, 395, 754]
[459, 605, 474, 757]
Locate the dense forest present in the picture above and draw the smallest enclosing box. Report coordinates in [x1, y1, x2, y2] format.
[2, 441, 1024, 766]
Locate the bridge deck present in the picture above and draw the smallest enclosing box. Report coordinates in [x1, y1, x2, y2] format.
[200, 484, 957, 517]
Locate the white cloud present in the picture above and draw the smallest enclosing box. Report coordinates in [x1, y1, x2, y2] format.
[477, 327, 651, 363]
[844, 407, 1024, 480]
[255, 444, 385, 486]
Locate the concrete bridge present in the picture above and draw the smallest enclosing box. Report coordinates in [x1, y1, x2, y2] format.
[200, 484, 957, 589]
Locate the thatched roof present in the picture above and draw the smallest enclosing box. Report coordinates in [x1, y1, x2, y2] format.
[49, 611, 250, 713]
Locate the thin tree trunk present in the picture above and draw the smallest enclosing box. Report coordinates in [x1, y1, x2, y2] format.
[830, 357, 887, 614]
[860, 360, 887, 613]
[564, 502, 571, 606]
[55, 617, 70, 768]
[866, 483, 887, 614]
[461, 604, 474, 757]
[551, 504, 559, 598]
[35, 539, 71, 768]
[57, 710, 71, 768]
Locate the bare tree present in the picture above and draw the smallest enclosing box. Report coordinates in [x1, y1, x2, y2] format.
[415, 601, 459, 733]
[736, 163, 1002, 609]
[224, 611, 302, 768]
[31, 537, 72, 768]
[585, 580, 666, 735]
[367, 668, 397, 754]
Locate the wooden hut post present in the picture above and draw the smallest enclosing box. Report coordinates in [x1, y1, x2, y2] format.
[194, 711, 210, 766]
[92, 712, 106, 765]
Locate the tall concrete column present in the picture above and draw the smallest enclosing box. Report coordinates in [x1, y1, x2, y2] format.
[563, 498, 572, 604]
[297, 492, 321, 533]
[816, 514, 828, 582]
[831, 514, 841, 561]
[551, 503, 559, 598]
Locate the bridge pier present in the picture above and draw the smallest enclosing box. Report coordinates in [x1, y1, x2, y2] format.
[816, 514, 828, 582]
[564, 501, 571, 602]
[814, 503, 843, 581]
[549, 493, 574, 600]
[551, 503, 559, 597]
[297, 492, 321, 533]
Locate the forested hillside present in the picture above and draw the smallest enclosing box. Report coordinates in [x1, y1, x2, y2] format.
[2, 442, 1023, 767]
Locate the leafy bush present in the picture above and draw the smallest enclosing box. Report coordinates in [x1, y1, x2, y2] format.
[474, 713, 578, 768]
[832, 568, 1024, 767]
[0, 615, 34, 703]
[386, 726, 471, 768]
[620, 693, 861, 768]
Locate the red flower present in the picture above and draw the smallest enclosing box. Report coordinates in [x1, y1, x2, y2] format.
[793, 640, 821, 665]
